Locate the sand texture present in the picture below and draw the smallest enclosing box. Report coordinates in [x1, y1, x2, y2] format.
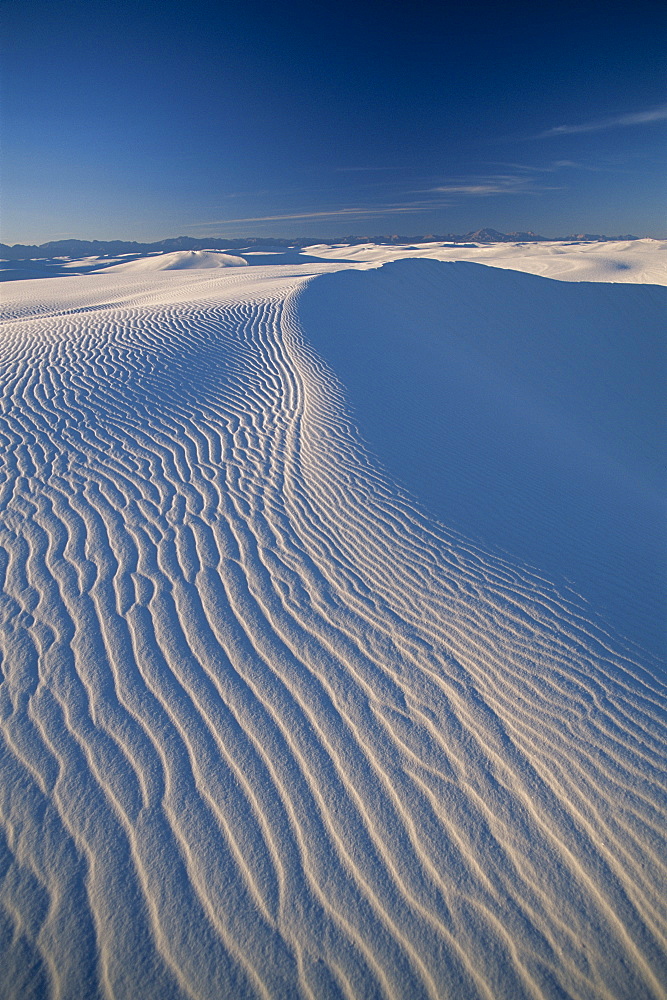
[0, 246, 665, 999]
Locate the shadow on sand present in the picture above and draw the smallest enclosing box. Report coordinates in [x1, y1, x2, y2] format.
[298, 258, 667, 660]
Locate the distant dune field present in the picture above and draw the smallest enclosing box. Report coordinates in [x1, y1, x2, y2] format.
[1, 242, 665, 1000]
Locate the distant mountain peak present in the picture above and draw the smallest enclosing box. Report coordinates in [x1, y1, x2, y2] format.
[462, 228, 548, 243]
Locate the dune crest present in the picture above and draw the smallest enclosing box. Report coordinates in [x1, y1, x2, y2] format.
[307, 238, 667, 284]
[107, 249, 249, 271]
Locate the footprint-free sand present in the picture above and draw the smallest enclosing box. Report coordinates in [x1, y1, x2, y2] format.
[1, 241, 665, 999]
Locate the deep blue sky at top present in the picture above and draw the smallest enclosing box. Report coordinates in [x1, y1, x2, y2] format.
[2, 0, 665, 242]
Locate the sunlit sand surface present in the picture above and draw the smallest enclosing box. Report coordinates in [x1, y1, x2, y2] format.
[1, 242, 665, 999]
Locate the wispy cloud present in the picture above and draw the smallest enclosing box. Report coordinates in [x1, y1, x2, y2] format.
[490, 162, 557, 173]
[185, 202, 452, 229]
[335, 166, 403, 172]
[430, 183, 511, 195]
[188, 208, 380, 226]
[186, 163, 572, 231]
[537, 106, 667, 138]
[492, 160, 605, 173]
[552, 160, 591, 169]
[221, 190, 272, 199]
[427, 173, 561, 197]
[223, 209, 366, 222]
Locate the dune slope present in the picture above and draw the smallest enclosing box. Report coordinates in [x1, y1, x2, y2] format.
[306, 238, 667, 285]
[0, 263, 665, 1000]
[298, 258, 666, 659]
[107, 249, 249, 271]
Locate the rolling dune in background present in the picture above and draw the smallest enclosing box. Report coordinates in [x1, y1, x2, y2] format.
[1, 248, 665, 1000]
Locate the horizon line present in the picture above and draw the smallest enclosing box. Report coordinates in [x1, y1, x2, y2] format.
[2, 229, 661, 251]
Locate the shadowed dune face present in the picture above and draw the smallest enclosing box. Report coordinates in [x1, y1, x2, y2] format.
[298, 259, 667, 659]
[306, 238, 667, 285]
[0, 262, 665, 1000]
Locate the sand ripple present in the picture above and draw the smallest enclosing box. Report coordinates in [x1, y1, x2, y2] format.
[0, 267, 665, 999]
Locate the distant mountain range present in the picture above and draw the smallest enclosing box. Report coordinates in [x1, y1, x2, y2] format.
[452, 228, 641, 244]
[0, 230, 643, 260]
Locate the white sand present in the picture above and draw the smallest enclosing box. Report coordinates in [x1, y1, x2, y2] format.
[0, 243, 665, 999]
[107, 249, 249, 271]
[306, 237, 667, 284]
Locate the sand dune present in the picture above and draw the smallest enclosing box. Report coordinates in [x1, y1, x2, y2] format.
[0, 249, 665, 999]
[107, 249, 249, 271]
[298, 258, 666, 660]
[306, 238, 667, 285]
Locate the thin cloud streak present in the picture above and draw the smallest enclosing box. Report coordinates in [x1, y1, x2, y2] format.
[537, 106, 667, 137]
[492, 160, 606, 174]
[187, 162, 579, 232]
[430, 183, 526, 196]
[335, 166, 403, 172]
[427, 174, 561, 196]
[185, 202, 454, 228]
[187, 169, 564, 231]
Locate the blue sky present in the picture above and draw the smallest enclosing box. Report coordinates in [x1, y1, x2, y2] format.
[2, 0, 665, 243]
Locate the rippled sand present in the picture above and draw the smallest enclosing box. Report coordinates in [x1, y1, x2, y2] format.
[1, 249, 665, 999]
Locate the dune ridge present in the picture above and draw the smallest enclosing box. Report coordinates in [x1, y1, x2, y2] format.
[0, 261, 665, 999]
[296, 259, 666, 659]
[305, 238, 667, 285]
[106, 249, 249, 272]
